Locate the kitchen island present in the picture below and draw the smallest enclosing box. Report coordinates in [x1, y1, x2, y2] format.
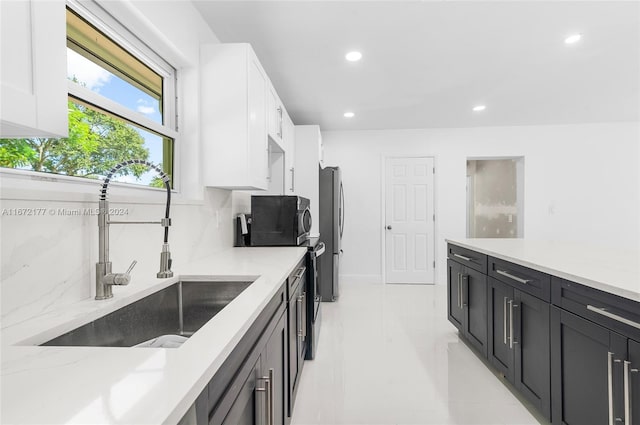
[0, 246, 306, 424]
[446, 238, 640, 425]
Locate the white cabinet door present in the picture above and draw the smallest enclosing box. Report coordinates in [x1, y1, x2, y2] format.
[294, 125, 322, 236]
[267, 85, 284, 146]
[248, 57, 269, 189]
[201, 43, 268, 190]
[1, 0, 67, 138]
[283, 113, 295, 194]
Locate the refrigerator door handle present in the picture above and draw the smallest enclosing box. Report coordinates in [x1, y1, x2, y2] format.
[339, 183, 345, 239]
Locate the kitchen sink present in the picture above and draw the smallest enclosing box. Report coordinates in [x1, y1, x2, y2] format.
[41, 278, 255, 348]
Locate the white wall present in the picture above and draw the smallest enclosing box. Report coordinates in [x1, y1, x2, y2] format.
[0, 1, 241, 328]
[322, 122, 640, 285]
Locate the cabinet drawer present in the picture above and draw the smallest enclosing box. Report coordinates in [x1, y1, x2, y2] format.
[447, 244, 487, 274]
[551, 277, 640, 341]
[488, 257, 550, 302]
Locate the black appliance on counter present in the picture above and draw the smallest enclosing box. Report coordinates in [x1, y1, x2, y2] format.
[319, 166, 343, 301]
[251, 195, 311, 246]
[235, 196, 324, 360]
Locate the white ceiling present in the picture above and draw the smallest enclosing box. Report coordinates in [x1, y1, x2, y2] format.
[192, 1, 640, 131]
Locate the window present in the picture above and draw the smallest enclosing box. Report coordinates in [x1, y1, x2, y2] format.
[0, 2, 177, 188]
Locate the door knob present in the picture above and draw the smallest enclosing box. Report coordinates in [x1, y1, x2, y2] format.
[386, 225, 392, 230]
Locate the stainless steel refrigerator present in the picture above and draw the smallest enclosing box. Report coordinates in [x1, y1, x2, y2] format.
[319, 165, 343, 301]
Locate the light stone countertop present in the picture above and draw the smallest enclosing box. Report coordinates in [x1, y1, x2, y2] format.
[446, 238, 640, 302]
[0, 246, 307, 425]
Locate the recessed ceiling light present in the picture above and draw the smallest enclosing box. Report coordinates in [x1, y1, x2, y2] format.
[472, 105, 486, 112]
[344, 112, 355, 118]
[345, 51, 362, 62]
[564, 34, 582, 44]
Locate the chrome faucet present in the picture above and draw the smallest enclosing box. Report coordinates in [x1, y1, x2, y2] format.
[95, 159, 174, 300]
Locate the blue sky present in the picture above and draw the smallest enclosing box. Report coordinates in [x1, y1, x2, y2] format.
[67, 49, 165, 185]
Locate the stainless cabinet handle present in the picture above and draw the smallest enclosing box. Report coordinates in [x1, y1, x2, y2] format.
[302, 292, 307, 338]
[511, 302, 519, 348]
[625, 361, 631, 425]
[453, 253, 472, 262]
[461, 274, 468, 307]
[624, 360, 638, 425]
[256, 372, 272, 425]
[295, 267, 307, 280]
[277, 107, 283, 138]
[496, 269, 531, 285]
[290, 167, 295, 192]
[267, 368, 274, 425]
[457, 273, 462, 308]
[508, 300, 514, 349]
[587, 305, 640, 330]
[503, 297, 509, 345]
[297, 295, 304, 338]
[609, 352, 615, 425]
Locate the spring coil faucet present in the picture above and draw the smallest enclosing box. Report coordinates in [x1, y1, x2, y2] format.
[96, 159, 173, 300]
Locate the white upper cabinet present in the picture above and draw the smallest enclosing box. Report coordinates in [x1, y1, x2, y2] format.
[1, 0, 68, 138]
[201, 43, 269, 190]
[283, 113, 295, 194]
[267, 86, 284, 148]
[294, 125, 323, 235]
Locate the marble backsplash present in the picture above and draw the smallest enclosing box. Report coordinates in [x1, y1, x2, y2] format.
[1, 188, 235, 329]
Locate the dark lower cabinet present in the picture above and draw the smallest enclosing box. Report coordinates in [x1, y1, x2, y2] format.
[287, 265, 307, 417]
[488, 277, 515, 380]
[447, 259, 487, 357]
[211, 308, 287, 425]
[513, 290, 550, 420]
[488, 278, 551, 420]
[464, 267, 488, 357]
[217, 356, 261, 425]
[447, 260, 464, 332]
[261, 312, 287, 425]
[447, 259, 464, 331]
[551, 306, 627, 425]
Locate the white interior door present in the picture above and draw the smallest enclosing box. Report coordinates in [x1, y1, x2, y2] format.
[384, 157, 435, 284]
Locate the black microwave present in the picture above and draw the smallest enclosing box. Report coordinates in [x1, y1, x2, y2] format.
[250, 196, 311, 246]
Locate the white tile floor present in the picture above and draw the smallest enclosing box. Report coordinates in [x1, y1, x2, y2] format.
[291, 282, 546, 425]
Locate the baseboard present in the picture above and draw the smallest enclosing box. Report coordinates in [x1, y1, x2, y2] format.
[339, 274, 383, 285]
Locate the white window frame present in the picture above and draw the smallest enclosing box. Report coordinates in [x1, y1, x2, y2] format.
[0, 0, 183, 203]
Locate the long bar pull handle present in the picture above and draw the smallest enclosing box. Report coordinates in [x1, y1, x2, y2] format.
[297, 295, 304, 338]
[508, 300, 514, 349]
[453, 253, 472, 262]
[503, 297, 509, 345]
[457, 273, 462, 308]
[609, 352, 615, 425]
[496, 269, 531, 285]
[624, 360, 638, 425]
[625, 361, 632, 425]
[512, 302, 519, 348]
[267, 368, 274, 425]
[256, 374, 270, 425]
[290, 167, 295, 192]
[302, 292, 307, 338]
[461, 274, 468, 307]
[587, 305, 640, 330]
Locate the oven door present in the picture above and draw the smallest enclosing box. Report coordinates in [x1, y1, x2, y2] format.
[312, 242, 325, 320]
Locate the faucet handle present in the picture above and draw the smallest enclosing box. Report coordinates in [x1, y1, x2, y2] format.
[108, 260, 137, 286]
[125, 260, 138, 275]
